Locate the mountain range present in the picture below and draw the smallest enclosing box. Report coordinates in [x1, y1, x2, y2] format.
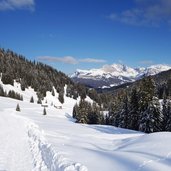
[71, 64, 171, 88]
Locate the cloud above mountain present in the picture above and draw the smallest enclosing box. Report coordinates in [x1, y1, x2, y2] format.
[79, 58, 106, 63]
[37, 56, 106, 65]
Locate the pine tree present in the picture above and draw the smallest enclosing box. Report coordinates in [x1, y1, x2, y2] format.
[16, 103, 21, 112]
[73, 103, 79, 119]
[75, 99, 91, 123]
[58, 91, 64, 104]
[139, 97, 162, 133]
[106, 102, 116, 125]
[43, 107, 47, 115]
[152, 97, 163, 132]
[162, 89, 168, 131]
[139, 77, 155, 112]
[37, 98, 42, 104]
[0, 85, 5, 96]
[139, 77, 155, 132]
[88, 102, 101, 124]
[165, 100, 171, 131]
[118, 92, 129, 128]
[127, 88, 139, 130]
[52, 89, 55, 96]
[30, 96, 34, 103]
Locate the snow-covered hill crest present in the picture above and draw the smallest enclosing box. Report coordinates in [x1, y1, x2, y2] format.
[71, 64, 171, 88]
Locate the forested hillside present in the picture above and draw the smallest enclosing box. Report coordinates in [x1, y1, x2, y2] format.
[0, 48, 87, 103]
[73, 71, 171, 133]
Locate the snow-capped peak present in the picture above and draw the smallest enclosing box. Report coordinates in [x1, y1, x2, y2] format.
[71, 64, 171, 88]
[145, 64, 171, 75]
[71, 64, 139, 79]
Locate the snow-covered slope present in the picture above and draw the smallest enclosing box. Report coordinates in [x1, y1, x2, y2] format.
[1, 80, 171, 171]
[1, 95, 171, 171]
[71, 64, 171, 88]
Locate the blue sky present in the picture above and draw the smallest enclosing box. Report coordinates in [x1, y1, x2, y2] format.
[0, 0, 171, 74]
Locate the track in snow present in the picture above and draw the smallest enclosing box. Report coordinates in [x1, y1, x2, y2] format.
[27, 122, 88, 171]
[0, 109, 33, 171]
[0, 107, 87, 171]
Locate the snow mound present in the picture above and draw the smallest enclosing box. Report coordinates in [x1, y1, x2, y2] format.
[27, 122, 88, 171]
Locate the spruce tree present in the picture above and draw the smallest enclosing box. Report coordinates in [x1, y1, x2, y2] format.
[139, 97, 162, 133]
[76, 99, 91, 123]
[139, 77, 155, 111]
[165, 100, 171, 131]
[73, 103, 79, 119]
[106, 102, 115, 125]
[139, 77, 155, 132]
[118, 92, 129, 128]
[30, 96, 34, 103]
[128, 88, 139, 130]
[52, 89, 55, 96]
[16, 103, 21, 112]
[88, 102, 100, 124]
[162, 89, 168, 131]
[58, 91, 64, 104]
[43, 107, 47, 115]
[37, 98, 42, 104]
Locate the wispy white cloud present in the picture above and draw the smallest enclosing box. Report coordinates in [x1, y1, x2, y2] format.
[79, 58, 106, 63]
[139, 60, 154, 65]
[118, 60, 123, 64]
[37, 56, 78, 65]
[108, 0, 171, 27]
[0, 0, 35, 11]
[37, 56, 107, 65]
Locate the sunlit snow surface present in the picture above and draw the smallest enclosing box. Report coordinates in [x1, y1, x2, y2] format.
[0, 82, 171, 171]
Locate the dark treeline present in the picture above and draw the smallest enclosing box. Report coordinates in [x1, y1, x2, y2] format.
[0, 48, 88, 103]
[0, 85, 23, 100]
[73, 100, 104, 124]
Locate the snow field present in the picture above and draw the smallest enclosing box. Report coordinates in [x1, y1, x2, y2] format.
[1, 81, 171, 171]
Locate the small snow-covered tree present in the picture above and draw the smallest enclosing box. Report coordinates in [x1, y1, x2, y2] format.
[139, 97, 162, 133]
[43, 107, 47, 115]
[73, 103, 79, 119]
[37, 98, 42, 104]
[16, 103, 21, 112]
[74, 99, 92, 124]
[30, 96, 34, 103]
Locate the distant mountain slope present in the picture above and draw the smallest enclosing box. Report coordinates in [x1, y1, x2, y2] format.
[71, 64, 171, 88]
